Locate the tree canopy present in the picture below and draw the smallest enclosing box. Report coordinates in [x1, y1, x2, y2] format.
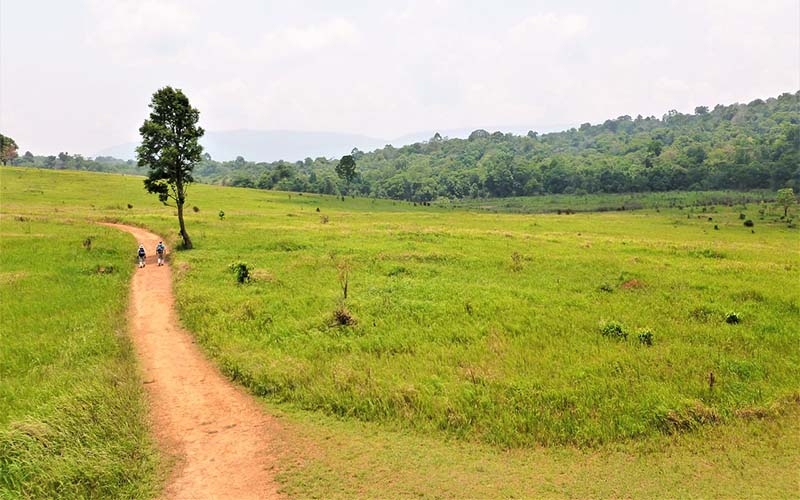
[136, 86, 204, 249]
[1, 134, 18, 166]
[12, 91, 800, 202]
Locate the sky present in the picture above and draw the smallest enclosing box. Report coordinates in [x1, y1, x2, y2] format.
[1, 0, 798, 156]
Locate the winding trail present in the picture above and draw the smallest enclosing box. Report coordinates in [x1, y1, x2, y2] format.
[103, 223, 282, 500]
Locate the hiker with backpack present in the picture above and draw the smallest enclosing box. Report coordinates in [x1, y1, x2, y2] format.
[137, 244, 146, 268]
[156, 241, 166, 266]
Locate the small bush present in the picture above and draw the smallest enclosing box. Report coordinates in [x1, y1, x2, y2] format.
[192, 206, 200, 213]
[739, 213, 746, 220]
[725, 311, 741, 324]
[598, 283, 614, 293]
[637, 329, 654, 346]
[228, 261, 250, 284]
[127, 203, 133, 209]
[315, 207, 320, 212]
[332, 306, 356, 326]
[743, 219, 754, 227]
[600, 321, 628, 340]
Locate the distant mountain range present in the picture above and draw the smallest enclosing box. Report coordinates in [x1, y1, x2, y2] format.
[95, 125, 574, 162]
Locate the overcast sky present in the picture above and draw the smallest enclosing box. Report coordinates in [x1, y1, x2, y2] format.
[1, 0, 798, 155]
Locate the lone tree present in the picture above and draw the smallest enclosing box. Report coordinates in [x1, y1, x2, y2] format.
[1, 134, 18, 165]
[776, 187, 796, 217]
[335, 154, 357, 186]
[137, 86, 204, 249]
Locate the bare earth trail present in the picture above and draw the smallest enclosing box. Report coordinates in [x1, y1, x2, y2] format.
[102, 223, 282, 500]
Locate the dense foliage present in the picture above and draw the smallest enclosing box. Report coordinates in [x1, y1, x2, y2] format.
[8, 91, 799, 201]
[137, 86, 205, 249]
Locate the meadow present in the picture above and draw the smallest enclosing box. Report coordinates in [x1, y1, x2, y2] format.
[0, 212, 159, 498]
[1, 166, 798, 497]
[437, 190, 775, 214]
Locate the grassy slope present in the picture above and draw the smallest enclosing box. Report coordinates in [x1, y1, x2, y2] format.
[0, 184, 159, 497]
[437, 190, 775, 213]
[2, 167, 799, 498]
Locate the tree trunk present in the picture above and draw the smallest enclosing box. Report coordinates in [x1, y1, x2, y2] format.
[177, 200, 193, 249]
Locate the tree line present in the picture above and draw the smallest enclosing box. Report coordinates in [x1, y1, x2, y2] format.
[5, 91, 799, 202]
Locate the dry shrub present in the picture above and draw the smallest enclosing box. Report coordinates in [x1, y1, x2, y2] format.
[620, 279, 646, 289]
[332, 306, 356, 326]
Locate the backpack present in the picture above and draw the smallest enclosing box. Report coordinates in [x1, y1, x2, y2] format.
[138, 247, 145, 257]
[156, 244, 165, 254]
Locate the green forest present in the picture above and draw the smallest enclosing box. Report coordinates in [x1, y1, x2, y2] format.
[5, 91, 798, 201]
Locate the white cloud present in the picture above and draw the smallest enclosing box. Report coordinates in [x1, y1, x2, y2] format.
[85, 0, 197, 64]
[3, 0, 797, 154]
[509, 13, 589, 45]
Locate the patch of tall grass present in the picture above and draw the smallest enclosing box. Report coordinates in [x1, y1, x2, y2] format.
[0, 216, 159, 498]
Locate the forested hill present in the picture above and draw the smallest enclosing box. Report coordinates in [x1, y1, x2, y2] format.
[7, 91, 799, 201]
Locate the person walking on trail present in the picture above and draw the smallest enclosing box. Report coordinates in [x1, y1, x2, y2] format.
[156, 241, 166, 266]
[137, 244, 146, 268]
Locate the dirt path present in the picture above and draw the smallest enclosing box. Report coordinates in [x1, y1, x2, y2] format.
[102, 223, 282, 500]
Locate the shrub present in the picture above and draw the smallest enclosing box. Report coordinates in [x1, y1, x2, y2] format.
[332, 306, 356, 326]
[743, 219, 754, 227]
[637, 329, 654, 346]
[725, 311, 741, 324]
[192, 206, 200, 213]
[739, 213, 746, 220]
[228, 261, 250, 284]
[127, 203, 133, 209]
[600, 320, 628, 340]
[598, 283, 614, 293]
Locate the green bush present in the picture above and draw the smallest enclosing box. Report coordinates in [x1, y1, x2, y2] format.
[637, 329, 654, 346]
[725, 311, 741, 324]
[228, 261, 250, 284]
[600, 321, 628, 340]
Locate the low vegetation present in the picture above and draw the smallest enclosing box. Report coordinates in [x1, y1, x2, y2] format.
[2, 166, 798, 497]
[0, 215, 159, 498]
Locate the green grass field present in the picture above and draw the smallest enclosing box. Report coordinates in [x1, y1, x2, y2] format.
[437, 190, 775, 214]
[2, 166, 798, 498]
[0, 212, 159, 498]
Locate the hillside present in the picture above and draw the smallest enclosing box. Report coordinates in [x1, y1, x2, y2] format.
[7, 92, 799, 202]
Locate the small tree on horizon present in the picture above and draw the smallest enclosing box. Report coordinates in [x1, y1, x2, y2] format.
[137, 86, 204, 249]
[776, 187, 796, 217]
[335, 154, 357, 192]
[1, 134, 18, 165]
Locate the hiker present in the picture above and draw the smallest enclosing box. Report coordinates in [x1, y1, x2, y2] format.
[156, 241, 166, 266]
[137, 244, 146, 268]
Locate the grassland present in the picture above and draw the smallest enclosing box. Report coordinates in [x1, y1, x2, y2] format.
[437, 190, 775, 214]
[0, 212, 159, 498]
[2, 166, 798, 498]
